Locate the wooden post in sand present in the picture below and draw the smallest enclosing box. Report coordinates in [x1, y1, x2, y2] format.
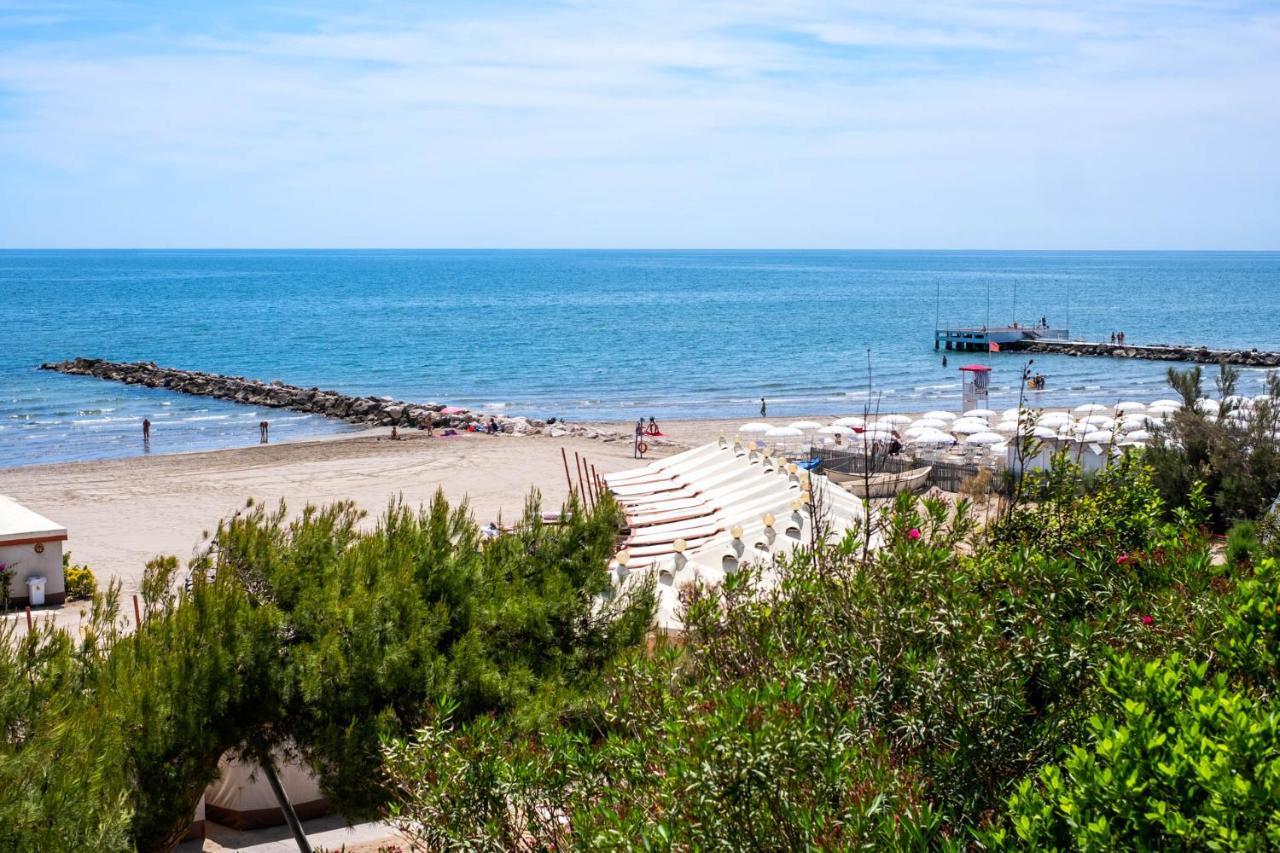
[25, 606, 32, 632]
[560, 447, 575, 496]
[591, 464, 603, 504]
[574, 452, 590, 508]
[133, 594, 142, 627]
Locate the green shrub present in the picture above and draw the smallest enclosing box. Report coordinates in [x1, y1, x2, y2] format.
[63, 560, 97, 600]
[383, 474, 1232, 849]
[1226, 520, 1259, 568]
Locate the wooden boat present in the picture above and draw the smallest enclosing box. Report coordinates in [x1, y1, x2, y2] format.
[824, 466, 932, 498]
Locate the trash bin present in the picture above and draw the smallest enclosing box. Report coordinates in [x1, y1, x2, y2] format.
[26, 576, 46, 607]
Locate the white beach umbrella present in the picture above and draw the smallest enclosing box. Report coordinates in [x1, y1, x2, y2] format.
[818, 425, 854, 437]
[1146, 405, 1178, 417]
[1082, 430, 1115, 443]
[1226, 409, 1253, 422]
[995, 421, 1020, 435]
[1038, 412, 1072, 427]
[923, 410, 957, 422]
[1120, 417, 1149, 433]
[1196, 398, 1221, 412]
[832, 416, 866, 427]
[1142, 417, 1166, 430]
[788, 420, 823, 431]
[1001, 407, 1030, 420]
[912, 417, 949, 430]
[738, 422, 772, 434]
[863, 424, 897, 436]
[1113, 401, 1147, 413]
[1032, 425, 1059, 439]
[1081, 415, 1116, 429]
[908, 428, 954, 445]
[963, 408, 997, 419]
[877, 414, 914, 425]
[966, 431, 1004, 445]
[1150, 399, 1182, 408]
[1123, 429, 1152, 442]
[951, 419, 989, 435]
[1073, 403, 1108, 415]
[765, 426, 803, 438]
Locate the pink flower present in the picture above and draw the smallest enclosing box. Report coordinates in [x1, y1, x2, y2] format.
[908, 528, 921, 541]
[1140, 614, 1154, 627]
[1116, 553, 1132, 566]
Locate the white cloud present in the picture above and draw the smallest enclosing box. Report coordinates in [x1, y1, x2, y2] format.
[0, 1, 1277, 246]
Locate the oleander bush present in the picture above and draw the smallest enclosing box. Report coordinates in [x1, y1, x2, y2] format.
[383, 459, 1248, 849]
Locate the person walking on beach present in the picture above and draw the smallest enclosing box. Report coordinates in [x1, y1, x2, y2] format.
[142, 418, 151, 444]
[760, 397, 767, 418]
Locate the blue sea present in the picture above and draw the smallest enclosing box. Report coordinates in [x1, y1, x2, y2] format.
[2, 250, 1278, 468]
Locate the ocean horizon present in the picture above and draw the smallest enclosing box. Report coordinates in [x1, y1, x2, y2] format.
[3, 248, 1279, 468]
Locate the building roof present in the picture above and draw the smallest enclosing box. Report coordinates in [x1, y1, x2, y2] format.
[0, 495, 67, 544]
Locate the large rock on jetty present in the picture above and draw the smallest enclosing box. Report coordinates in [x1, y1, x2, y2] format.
[39, 358, 638, 443]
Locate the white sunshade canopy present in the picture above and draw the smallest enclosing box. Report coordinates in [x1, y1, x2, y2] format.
[765, 426, 803, 438]
[995, 421, 1020, 434]
[1083, 430, 1115, 442]
[1038, 412, 1073, 427]
[1080, 415, 1116, 429]
[738, 422, 773, 433]
[963, 408, 997, 419]
[1032, 425, 1060, 439]
[1123, 429, 1153, 442]
[818, 425, 854, 436]
[1150, 399, 1183, 408]
[908, 428, 955, 445]
[1073, 403, 1109, 415]
[1142, 417, 1166, 430]
[966, 431, 1004, 445]
[1196, 398, 1221, 411]
[877, 414, 914, 425]
[913, 417, 950, 430]
[832, 416, 866, 427]
[788, 420, 823, 431]
[951, 419, 990, 434]
[1114, 401, 1147, 412]
[922, 411, 957, 422]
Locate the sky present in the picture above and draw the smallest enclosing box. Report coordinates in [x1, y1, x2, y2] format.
[1, 1, 1278, 249]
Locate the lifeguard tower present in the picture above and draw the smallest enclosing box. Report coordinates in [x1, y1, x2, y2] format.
[959, 364, 991, 412]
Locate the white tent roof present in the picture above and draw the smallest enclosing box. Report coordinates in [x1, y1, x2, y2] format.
[0, 495, 66, 544]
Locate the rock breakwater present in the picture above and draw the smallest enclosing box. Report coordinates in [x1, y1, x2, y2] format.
[39, 358, 642, 443]
[1009, 340, 1280, 367]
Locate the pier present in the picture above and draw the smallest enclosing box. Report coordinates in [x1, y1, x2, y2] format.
[934, 326, 1280, 366]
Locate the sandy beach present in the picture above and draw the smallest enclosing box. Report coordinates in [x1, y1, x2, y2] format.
[0, 417, 804, 628]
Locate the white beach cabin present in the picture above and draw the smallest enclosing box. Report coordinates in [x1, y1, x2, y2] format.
[0, 495, 67, 607]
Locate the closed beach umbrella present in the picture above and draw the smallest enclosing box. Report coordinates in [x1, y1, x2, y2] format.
[966, 431, 1003, 445]
[1073, 403, 1108, 415]
[832, 416, 866, 428]
[951, 419, 989, 435]
[923, 411, 957, 422]
[739, 422, 772, 434]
